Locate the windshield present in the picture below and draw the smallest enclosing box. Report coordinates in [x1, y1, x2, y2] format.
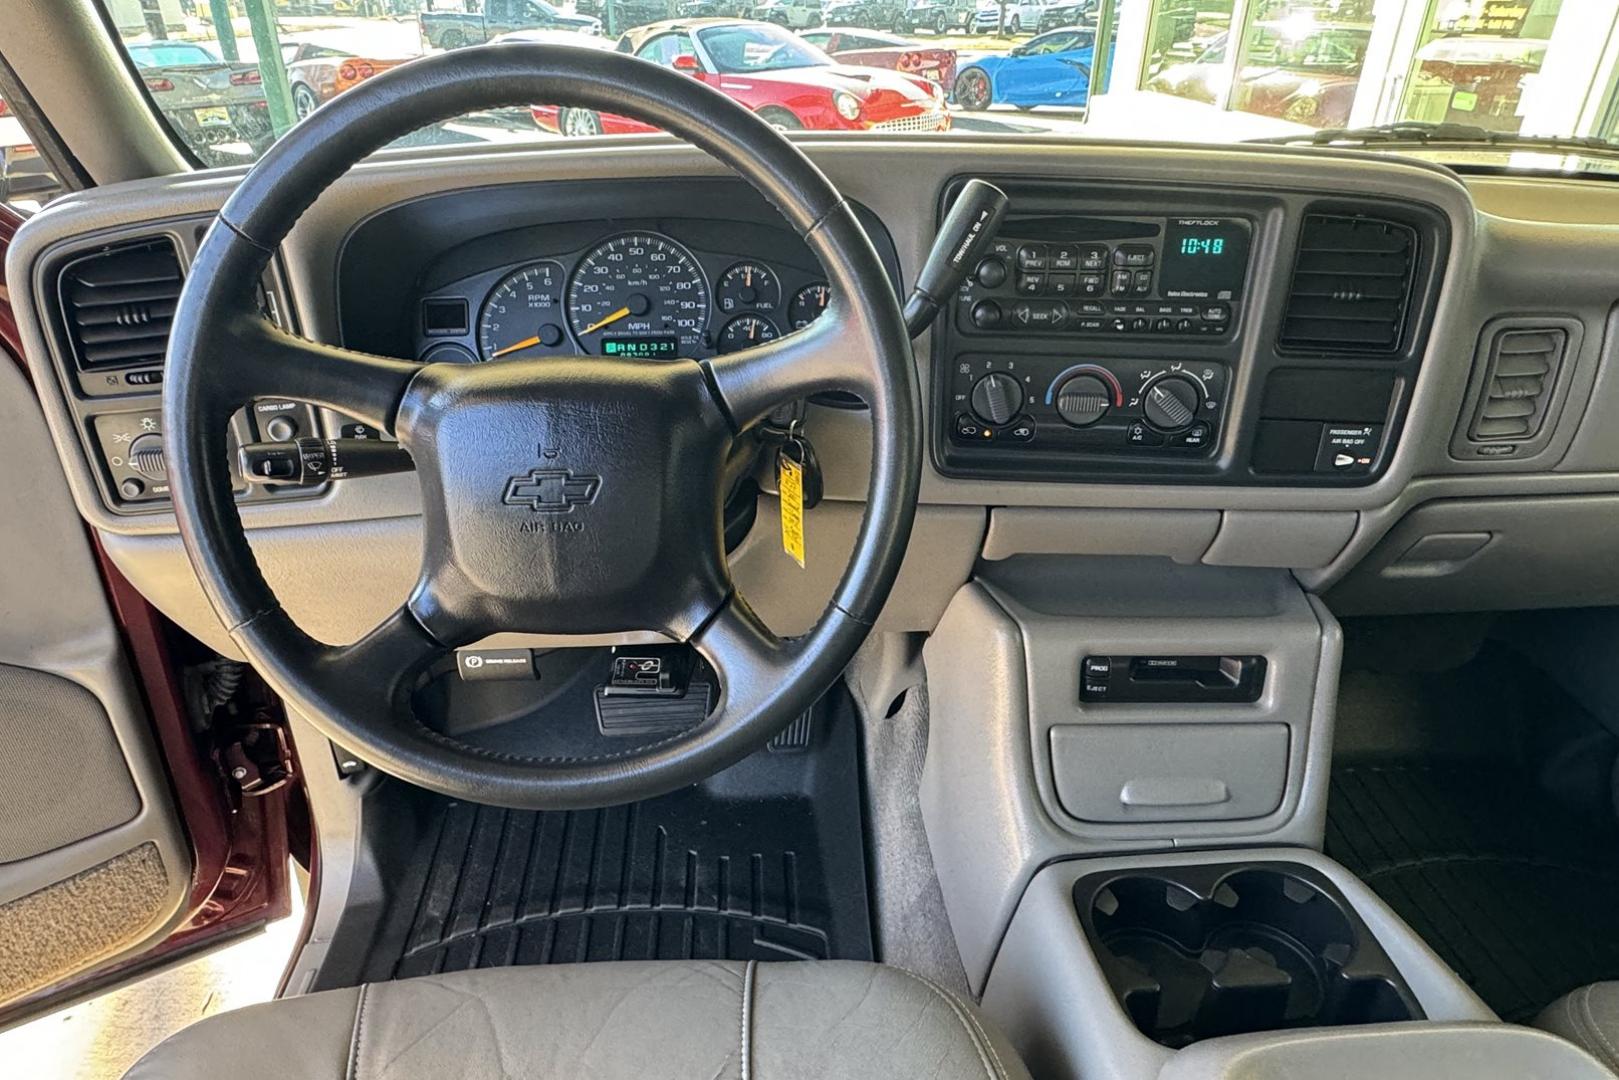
[697, 24, 828, 73]
[92, 0, 1619, 177]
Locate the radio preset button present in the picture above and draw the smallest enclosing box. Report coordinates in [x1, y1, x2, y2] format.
[1048, 273, 1077, 297]
[1016, 244, 1049, 271]
[1050, 244, 1079, 271]
[1079, 245, 1109, 271]
[1017, 273, 1045, 295]
[1078, 273, 1105, 296]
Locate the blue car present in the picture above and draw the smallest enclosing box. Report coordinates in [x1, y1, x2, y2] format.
[953, 28, 1093, 111]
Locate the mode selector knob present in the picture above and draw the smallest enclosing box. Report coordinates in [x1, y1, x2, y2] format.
[970, 372, 1024, 426]
[1055, 373, 1112, 427]
[128, 432, 167, 479]
[1143, 376, 1201, 432]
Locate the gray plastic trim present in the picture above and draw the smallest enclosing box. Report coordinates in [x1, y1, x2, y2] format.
[921, 568, 1341, 992]
[981, 850, 1497, 1080]
[0, 351, 187, 966]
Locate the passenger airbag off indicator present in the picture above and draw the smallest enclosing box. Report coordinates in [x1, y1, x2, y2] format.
[1315, 423, 1383, 474]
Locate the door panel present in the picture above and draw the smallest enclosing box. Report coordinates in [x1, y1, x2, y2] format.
[0, 271, 190, 1014]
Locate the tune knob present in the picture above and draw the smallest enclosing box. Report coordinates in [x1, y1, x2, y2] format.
[1142, 376, 1201, 432]
[970, 372, 1024, 426]
[128, 432, 167, 479]
[1054, 373, 1112, 427]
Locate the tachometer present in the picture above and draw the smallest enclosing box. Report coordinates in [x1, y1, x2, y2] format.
[567, 233, 710, 356]
[477, 262, 568, 361]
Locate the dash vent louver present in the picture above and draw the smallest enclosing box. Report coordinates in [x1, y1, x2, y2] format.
[1469, 327, 1568, 442]
[1280, 214, 1416, 354]
[57, 237, 183, 371]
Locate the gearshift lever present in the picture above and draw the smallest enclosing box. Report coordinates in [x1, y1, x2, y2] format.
[902, 178, 1010, 339]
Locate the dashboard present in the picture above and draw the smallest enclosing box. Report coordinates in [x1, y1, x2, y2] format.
[409, 222, 836, 367]
[13, 137, 1619, 655]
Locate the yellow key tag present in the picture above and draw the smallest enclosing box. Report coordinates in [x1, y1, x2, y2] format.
[778, 453, 806, 569]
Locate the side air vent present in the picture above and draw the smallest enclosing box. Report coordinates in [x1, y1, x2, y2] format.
[1469, 326, 1568, 441]
[57, 237, 183, 370]
[1280, 214, 1417, 354]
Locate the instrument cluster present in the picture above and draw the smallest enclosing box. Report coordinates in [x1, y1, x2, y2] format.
[413, 226, 832, 365]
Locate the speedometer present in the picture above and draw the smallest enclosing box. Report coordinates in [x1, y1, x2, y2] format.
[566, 233, 710, 357]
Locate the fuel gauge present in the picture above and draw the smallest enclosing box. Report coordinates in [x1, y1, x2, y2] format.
[717, 262, 781, 315]
[717, 314, 780, 354]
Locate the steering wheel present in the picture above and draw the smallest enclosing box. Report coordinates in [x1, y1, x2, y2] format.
[164, 45, 920, 810]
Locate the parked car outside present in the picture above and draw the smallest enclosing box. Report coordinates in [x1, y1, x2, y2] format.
[800, 28, 958, 92]
[576, 0, 679, 32]
[125, 40, 273, 165]
[677, 0, 752, 17]
[895, 0, 973, 35]
[531, 19, 948, 135]
[952, 26, 1092, 110]
[749, 0, 823, 27]
[1145, 23, 1370, 129]
[0, 95, 56, 205]
[1037, 0, 1092, 32]
[971, 0, 1050, 35]
[282, 42, 408, 120]
[419, 0, 600, 49]
[822, 0, 904, 31]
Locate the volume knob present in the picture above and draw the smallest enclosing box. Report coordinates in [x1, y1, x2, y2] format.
[970, 372, 1024, 426]
[1055, 373, 1111, 427]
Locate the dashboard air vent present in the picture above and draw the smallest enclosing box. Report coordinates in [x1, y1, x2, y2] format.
[1469, 327, 1568, 441]
[1280, 214, 1416, 354]
[57, 237, 183, 370]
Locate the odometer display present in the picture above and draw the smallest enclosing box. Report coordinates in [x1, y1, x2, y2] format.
[603, 335, 679, 358]
[567, 233, 710, 355]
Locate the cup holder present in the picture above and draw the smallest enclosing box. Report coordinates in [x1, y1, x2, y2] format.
[1075, 863, 1421, 1048]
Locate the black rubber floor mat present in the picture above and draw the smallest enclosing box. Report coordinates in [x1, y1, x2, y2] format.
[364, 694, 873, 980]
[1326, 761, 1619, 1022]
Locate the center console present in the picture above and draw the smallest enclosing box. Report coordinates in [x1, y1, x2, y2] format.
[931, 179, 1449, 487]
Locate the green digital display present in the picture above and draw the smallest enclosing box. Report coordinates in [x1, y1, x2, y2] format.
[602, 335, 678, 359]
[1162, 218, 1251, 299]
[1179, 236, 1227, 256]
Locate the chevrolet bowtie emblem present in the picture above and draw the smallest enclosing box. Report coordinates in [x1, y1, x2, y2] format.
[502, 468, 601, 512]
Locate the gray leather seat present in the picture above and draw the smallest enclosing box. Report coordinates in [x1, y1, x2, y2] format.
[1536, 982, 1619, 1075]
[123, 960, 1030, 1080]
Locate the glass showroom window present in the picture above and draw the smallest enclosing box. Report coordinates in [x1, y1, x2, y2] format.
[1142, 0, 1236, 106]
[1228, 0, 1374, 128]
[1400, 0, 1564, 133]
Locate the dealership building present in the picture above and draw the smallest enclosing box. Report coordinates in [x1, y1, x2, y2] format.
[1080, 1, 1618, 144]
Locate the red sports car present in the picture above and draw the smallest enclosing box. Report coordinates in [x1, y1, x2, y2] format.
[800, 27, 958, 93]
[531, 18, 950, 136]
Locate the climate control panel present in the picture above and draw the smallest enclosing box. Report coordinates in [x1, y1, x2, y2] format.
[948, 354, 1228, 456]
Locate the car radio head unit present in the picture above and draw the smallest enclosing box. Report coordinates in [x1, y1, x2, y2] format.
[953, 213, 1253, 339]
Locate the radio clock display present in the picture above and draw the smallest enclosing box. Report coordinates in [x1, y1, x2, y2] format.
[1179, 235, 1226, 256]
[1161, 218, 1251, 300]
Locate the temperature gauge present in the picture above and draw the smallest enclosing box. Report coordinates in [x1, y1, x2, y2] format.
[788, 282, 831, 329]
[717, 262, 781, 315]
[717, 314, 780, 354]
